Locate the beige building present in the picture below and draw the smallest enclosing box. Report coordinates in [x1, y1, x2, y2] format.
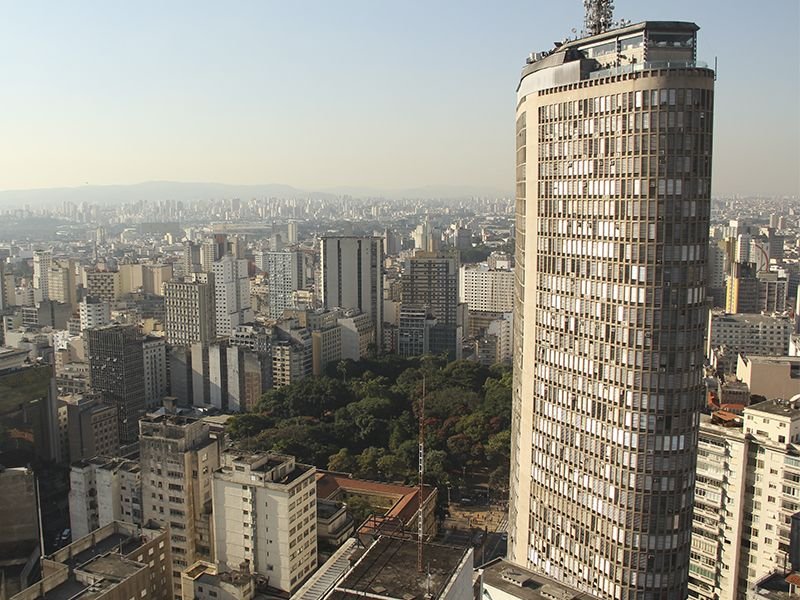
[63, 393, 119, 462]
[689, 399, 800, 600]
[737, 355, 800, 400]
[84, 269, 122, 303]
[707, 312, 794, 366]
[337, 310, 374, 360]
[212, 451, 317, 595]
[312, 324, 342, 376]
[509, 19, 714, 599]
[164, 275, 216, 346]
[11, 521, 173, 600]
[181, 561, 255, 600]
[459, 264, 515, 313]
[140, 413, 221, 599]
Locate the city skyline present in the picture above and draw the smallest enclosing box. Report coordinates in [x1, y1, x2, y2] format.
[0, 0, 798, 198]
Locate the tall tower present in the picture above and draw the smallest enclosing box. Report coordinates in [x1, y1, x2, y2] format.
[510, 19, 714, 599]
[319, 236, 384, 346]
[86, 324, 146, 444]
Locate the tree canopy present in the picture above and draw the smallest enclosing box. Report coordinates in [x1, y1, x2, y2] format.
[227, 356, 512, 495]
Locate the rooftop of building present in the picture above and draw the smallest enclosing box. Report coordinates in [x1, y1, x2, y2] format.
[740, 355, 800, 366]
[481, 559, 597, 600]
[712, 312, 794, 324]
[520, 20, 707, 86]
[328, 536, 469, 600]
[746, 398, 800, 418]
[751, 571, 800, 600]
[219, 450, 314, 485]
[316, 471, 436, 526]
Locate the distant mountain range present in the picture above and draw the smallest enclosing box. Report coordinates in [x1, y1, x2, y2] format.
[0, 181, 512, 207]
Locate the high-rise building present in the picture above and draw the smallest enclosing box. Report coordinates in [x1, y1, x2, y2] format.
[319, 236, 384, 346]
[401, 251, 462, 359]
[79, 295, 111, 331]
[459, 264, 515, 313]
[143, 335, 168, 409]
[86, 324, 146, 444]
[164, 275, 216, 346]
[212, 256, 253, 337]
[140, 413, 221, 599]
[509, 19, 714, 598]
[267, 250, 303, 319]
[212, 451, 317, 595]
[84, 268, 122, 303]
[689, 400, 800, 599]
[32, 249, 52, 301]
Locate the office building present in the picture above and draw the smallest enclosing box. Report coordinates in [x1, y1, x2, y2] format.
[164, 275, 216, 346]
[509, 17, 714, 598]
[212, 451, 317, 594]
[0, 362, 60, 465]
[11, 521, 173, 600]
[140, 413, 221, 598]
[63, 393, 119, 462]
[212, 256, 253, 337]
[86, 324, 146, 444]
[0, 466, 40, 597]
[319, 236, 384, 345]
[402, 252, 462, 359]
[48, 259, 77, 308]
[689, 400, 800, 599]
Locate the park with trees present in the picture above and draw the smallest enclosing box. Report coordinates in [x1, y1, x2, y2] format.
[226, 354, 512, 503]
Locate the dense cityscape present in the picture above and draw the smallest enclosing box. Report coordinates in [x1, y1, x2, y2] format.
[1, 2, 799, 600]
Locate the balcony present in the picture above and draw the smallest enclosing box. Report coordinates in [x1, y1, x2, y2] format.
[589, 60, 710, 80]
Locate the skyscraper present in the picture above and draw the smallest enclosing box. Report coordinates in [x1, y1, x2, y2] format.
[86, 324, 146, 444]
[401, 251, 462, 360]
[212, 255, 253, 336]
[319, 236, 384, 346]
[267, 250, 303, 319]
[509, 17, 714, 599]
[163, 274, 216, 346]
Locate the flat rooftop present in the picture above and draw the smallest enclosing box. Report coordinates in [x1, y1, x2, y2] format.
[713, 313, 792, 324]
[747, 399, 800, 418]
[328, 536, 468, 600]
[481, 559, 596, 600]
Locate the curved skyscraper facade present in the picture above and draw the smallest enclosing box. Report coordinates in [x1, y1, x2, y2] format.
[509, 21, 714, 599]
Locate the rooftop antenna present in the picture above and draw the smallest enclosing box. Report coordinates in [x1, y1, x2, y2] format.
[584, 0, 614, 36]
[417, 375, 426, 573]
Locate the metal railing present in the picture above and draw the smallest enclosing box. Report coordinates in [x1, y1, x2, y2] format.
[589, 60, 710, 79]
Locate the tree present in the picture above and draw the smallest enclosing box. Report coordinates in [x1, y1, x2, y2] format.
[226, 413, 272, 440]
[328, 448, 357, 473]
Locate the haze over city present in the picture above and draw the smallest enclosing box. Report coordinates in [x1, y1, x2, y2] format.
[0, 0, 798, 198]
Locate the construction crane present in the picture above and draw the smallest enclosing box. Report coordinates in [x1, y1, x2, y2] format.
[584, 0, 614, 36]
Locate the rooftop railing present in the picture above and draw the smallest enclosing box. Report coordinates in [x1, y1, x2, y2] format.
[589, 60, 710, 79]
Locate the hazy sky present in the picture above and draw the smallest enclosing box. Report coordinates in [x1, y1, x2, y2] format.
[0, 0, 798, 196]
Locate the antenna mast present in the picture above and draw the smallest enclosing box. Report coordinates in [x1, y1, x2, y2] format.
[583, 0, 614, 36]
[417, 375, 425, 573]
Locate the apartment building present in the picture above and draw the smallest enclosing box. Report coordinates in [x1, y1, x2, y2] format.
[212, 451, 317, 595]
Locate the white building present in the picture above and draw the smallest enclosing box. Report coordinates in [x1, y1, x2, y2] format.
[212, 256, 253, 337]
[689, 398, 800, 600]
[267, 251, 302, 319]
[212, 451, 317, 595]
[69, 456, 142, 540]
[32, 249, 52, 301]
[337, 310, 374, 361]
[79, 297, 111, 331]
[458, 264, 514, 313]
